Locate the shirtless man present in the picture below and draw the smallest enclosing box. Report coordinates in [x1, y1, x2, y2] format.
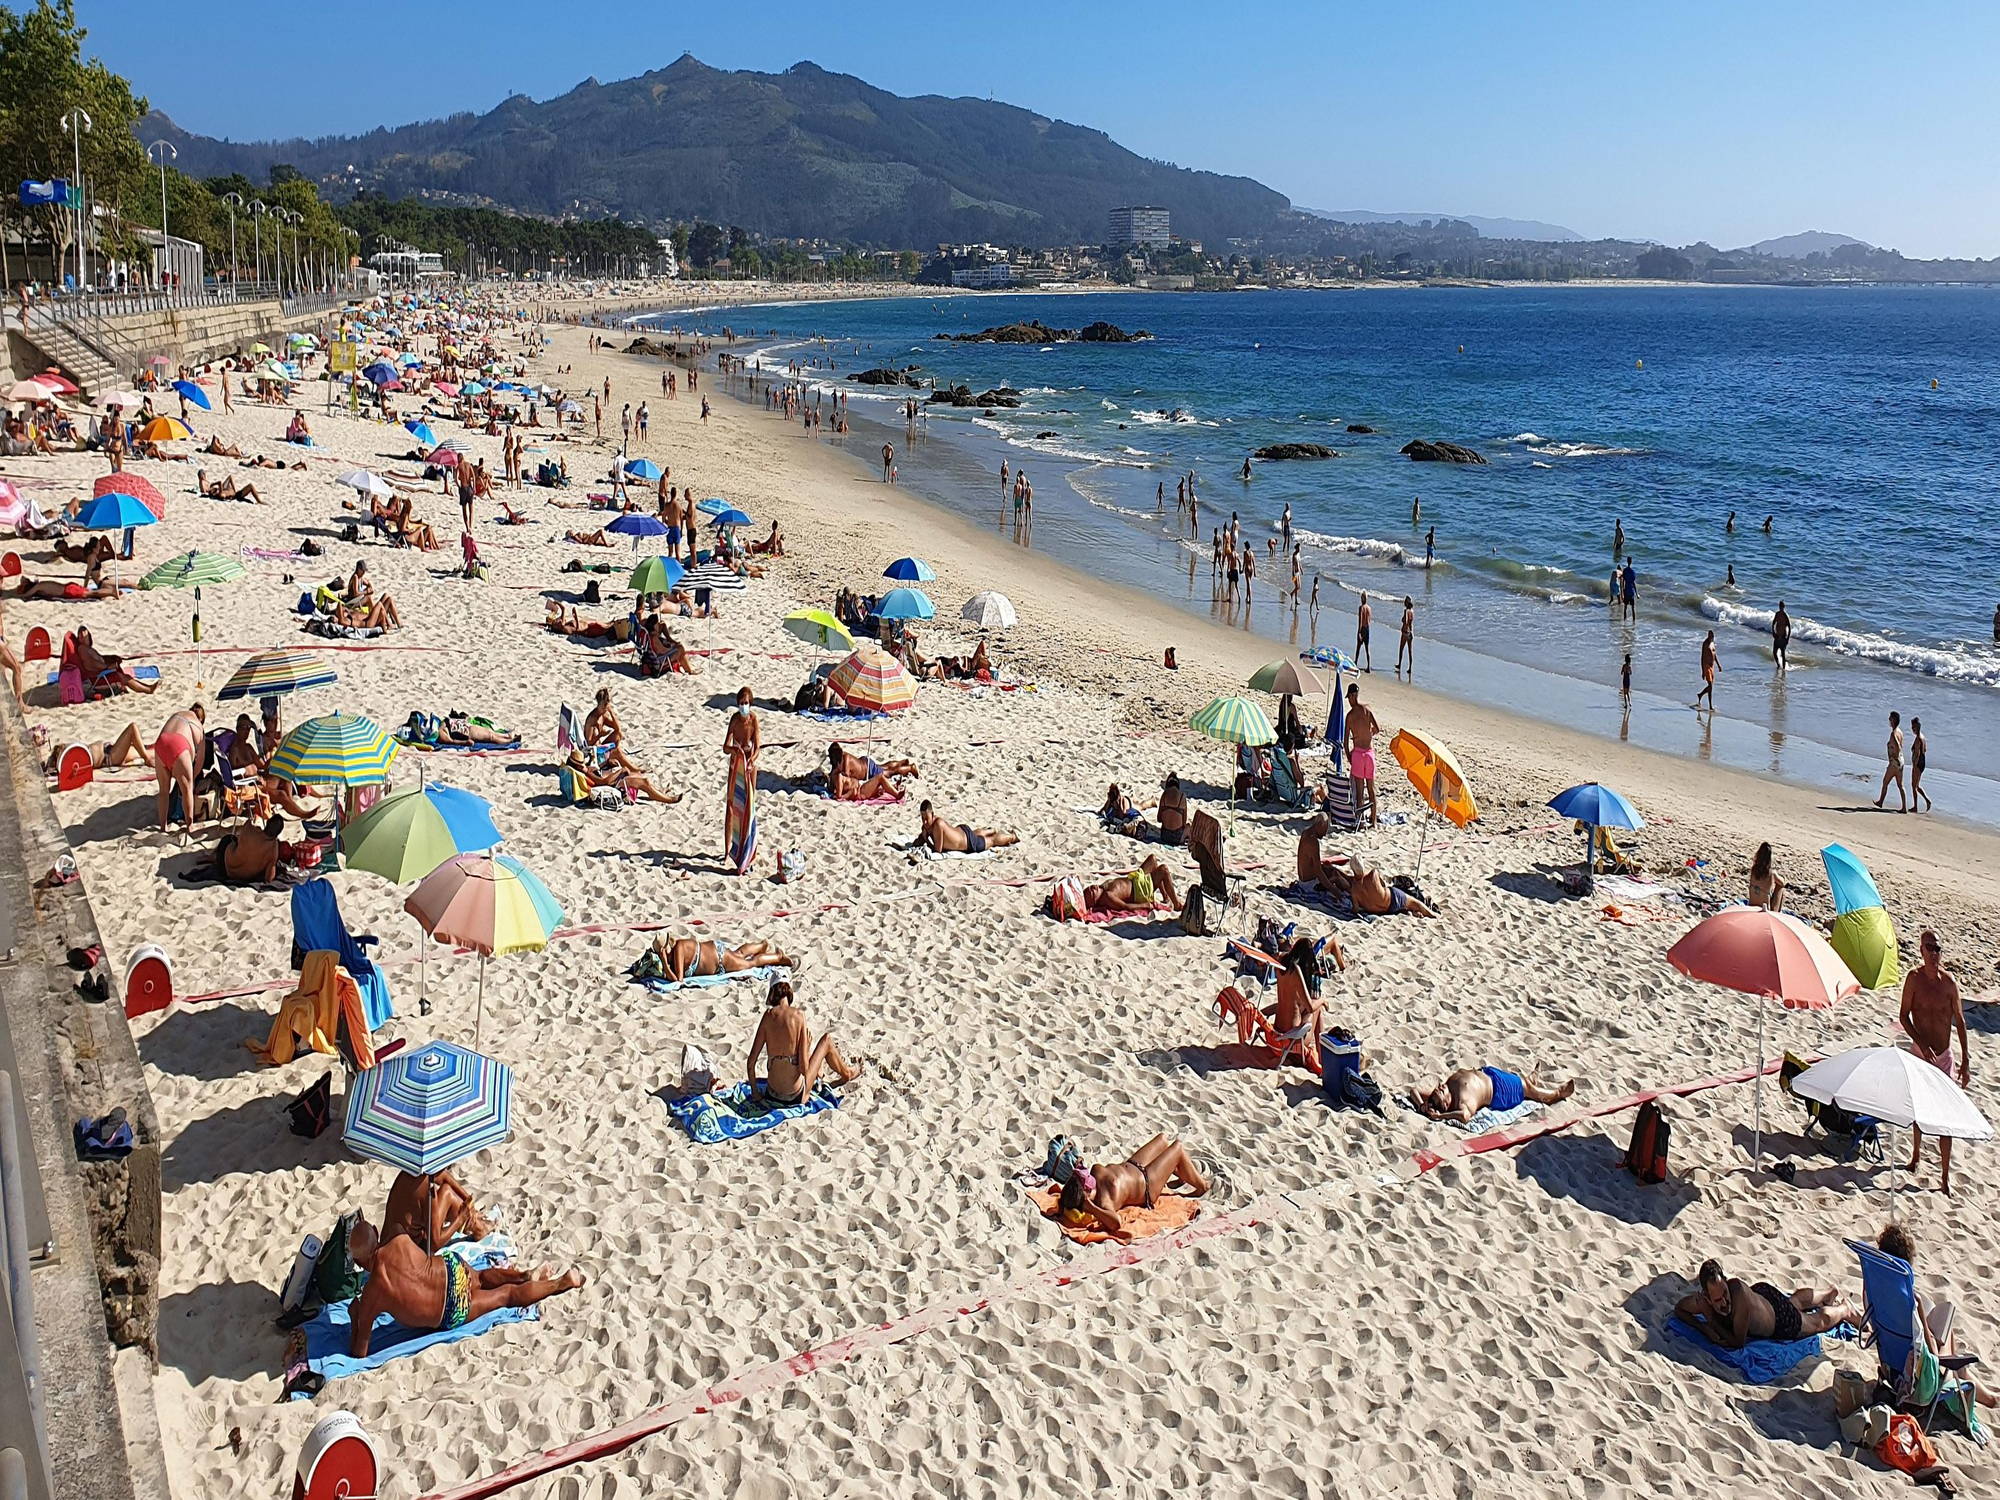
[1900, 929, 1969, 1193]
[1296, 813, 1342, 893]
[1055, 1135, 1208, 1238]
[1084, 855, 1181, 915]
[917, 799, 1018, 854]
[196, 470, 264, 503]
[1343, 683, 1379, 828]
[1396, 596, 1415, 678]
[1772, 600, 1791, 671]
[661, 932, 793, 982]
[1318, 853, 1436, 917]
[584, 687, 642, 774]
[383, 1168, 490, 1251]
[1355, 592, 1373, 672]
[345, 1214, 581, 1357]
[215, 815, 286, 885]
[747, 980, 860, 1105]
[1673, 1259, 1856, 1350]
[1408, 1065, 1572, 1122]
[1875, 710, 1907, 812]
[828, 742, 916, 800]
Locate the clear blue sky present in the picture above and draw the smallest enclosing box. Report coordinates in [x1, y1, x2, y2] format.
[79, 0, 2000, 258]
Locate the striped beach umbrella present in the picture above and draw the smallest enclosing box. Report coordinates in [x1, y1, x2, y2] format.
[683, 561, 746, 594]
[344, 1040, 512, 1177]
[139, 550, 246, 590]
[405, 853, 563, 1044]
[217, 647, 336, 701]
[95, 472, 165, 519]
[1191, 695, 1276, 830]
[269, 712, 398, 788]
[829, 645, 917, 714]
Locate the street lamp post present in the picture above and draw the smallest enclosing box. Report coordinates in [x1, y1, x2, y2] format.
[145, 139, 177, 291]
[59, 107, 92, 293]
[220, 191, 242, 290]
[250, 200, 266, 294]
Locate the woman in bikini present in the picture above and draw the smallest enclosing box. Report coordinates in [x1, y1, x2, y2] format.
[747, 980, 860, 1105]
[1056, 1136, 1208, 1237]
[196, 470, 265, 504]
[153, 703, 206, 833]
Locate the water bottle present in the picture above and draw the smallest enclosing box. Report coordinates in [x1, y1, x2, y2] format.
[281, 1233, 323, 1311]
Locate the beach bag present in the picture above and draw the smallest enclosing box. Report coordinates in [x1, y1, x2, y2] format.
[312, 1212, 367, 1306]
[1338, 1070, 1384, 1115]
[1875, 1414, 1940, 1476]
[1624, 1100, 1670, 1184]
[582, 579, 601, 604]
[1163, 647, 1177, 670]
[1041, 1136, 1083, 1185]
[1050, 875, 1087, 922]
[287, 1071, 333, 1139]
[777, 849, 806, 884]
[680, 1044, 715, 1094]
[1180, 883, 1212, 937]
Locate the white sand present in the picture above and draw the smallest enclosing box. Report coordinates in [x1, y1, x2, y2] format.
[11, 301, 2000, 1499]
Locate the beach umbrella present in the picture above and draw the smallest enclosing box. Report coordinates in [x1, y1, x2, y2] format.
[336, 469, 396, 501]
[1191, 694, 1276, 830]
[961, 591, 1017, 631]
[0, 482, 25, 531]
[1668, 907, 1859, 1170]
[345, 783, 502, 882]
[622, 457, 662, 482]
[433, 381, 461, 398]
[135, 416, 192, 443]
[254, 361, 294, 384]
[138, 550, 244, 590]
[1822, 844, 1901, 991]
[217, 646, 337, 705]
[426, 444, 463, 467]
[405, 854, 563, 1045]
[710, 507, 753, 530]
[75, 491, 156, 533]
[883, 556, 935, 582]
[694, 497, 730, 518]
[1389, 727, 1477, 879]
[2, 378, 56, 403]
[103, 390, 148, 410]
[269, 712, 399, 788]
[684, 562, 747, 654]
[96, 472, 165, 520]
[344, 1040, 513, 1180]
[607, 513, 668, 549]
[170, 379, 211, 410]
[1301, 646, 1358, 773]
[250, 342, 271, 355]
[783, 608, 852, 671]
[361, 361, 399, 386]
[829, 645, 917, 714]
[1549, 782, 1645, 886]
[628, 555, 685, 594]
[877, 587, 935, 622]
[35, 370, 77, 394]
[1247, 659, 1325, 698]
[1792, 1046, 1989, 1213]
[404, 420, 437, 446]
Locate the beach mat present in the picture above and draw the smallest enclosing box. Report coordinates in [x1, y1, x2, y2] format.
[1666, 1316, 1844, 1383]
[286, 1240, 534, 1397]
[1029, 1187, 1201, 1245]
[662, 1081, 839, 1144]
[639, 967, 779, 995]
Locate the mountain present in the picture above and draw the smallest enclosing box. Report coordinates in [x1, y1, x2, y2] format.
[1303, 208, 1582, 242]
[138, 56, 1292, 249]
[1747, 230, 1875, 258]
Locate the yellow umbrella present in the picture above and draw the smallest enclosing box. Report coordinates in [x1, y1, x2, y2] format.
[1389, 727, 1477, 878]
[136, 415, 193, 443]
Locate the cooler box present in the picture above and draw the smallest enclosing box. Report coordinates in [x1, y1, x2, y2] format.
[1321, 1037, 1361, 1099]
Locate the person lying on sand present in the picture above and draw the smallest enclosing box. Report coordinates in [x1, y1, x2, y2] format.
[747, 979, 861, 1105]
[1101, 783, 1152, 838]
[1057, 1135, 1209, 1237]
[46, 722, 152, 774]
[345, 1213, 582, 1357]
[1317, 852, 1436, 917]
[13, 570, 119, 601]
[52, 534, 114, 567]
[1674, 1259, 1856, 1349]
[213, 814, 287, 885]
[917, 799, 1018, 854]
[200, 435, 243, 458]
[745, 520, 785, 556]
[1408, 1066, 1573, 1122]
[1085, 856, 1182, 914]
[654, 932, 791, 982]
[383, 1168, 490, 1251]
[562, 748, 679, 804]
[564, 528, 610, 546]
[543, 602, 633, 643]
[239, 454, 305, 470]
[830, 743, 917, 792]
[197, 470, 264, 504]
[328, 591, 400, 631]
[438, 712, 512, 747]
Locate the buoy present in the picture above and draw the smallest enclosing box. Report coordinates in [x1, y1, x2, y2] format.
[293, 1411, 378, 1500]
[1932, 378, 1939, 389]
[55, 745, 93, 792]
[23, 625, 50, 662]
[1636, 359, 1644, 369]
[124, 944, 175, 1020]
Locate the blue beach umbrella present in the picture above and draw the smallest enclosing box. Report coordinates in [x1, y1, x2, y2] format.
[404, 420, 437, 446]
[170, 379, 211, 410]
[75, 492, 157, 531]
[1550, 781, 1645, 879]
[622, 457, 662, 482]
[344, 1040, 513, 1177]
[1822, 843, 1900, 990]
[878, 587, 936, 621]
[629, 555, 685, 594]
[461, 382, 487, 396]
[694, 497, 730, 517]
[1302, 646, 1357, 774]
[361, 361, 399, 386]
[710, 507, 753, 529]
[607, 513, 669, 549]
[883, 556, 935, 582]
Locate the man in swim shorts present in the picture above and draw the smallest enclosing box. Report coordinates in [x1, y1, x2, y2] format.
[1343, 684, 1379, 827]
[1354, 592, 1372, 671]
[917, 800, 1017, 854]
[345, 1213, 582, 1355]
[1408, 1066, 1573, 1121]
[1900, 928, 1968, 1193]
[1083, 856, 1181, 915]
[1674, 1259, 1855, 1349]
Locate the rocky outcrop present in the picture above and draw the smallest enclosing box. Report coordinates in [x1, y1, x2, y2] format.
[1346, 424, 1375, 434]
[927, 384, 1022, 408]
[937, 320, 1150, 344]
[1254, 443, 1338, 461]
[623, 337, 674, 357]
[1401, 439, 1487, 464]
[847, 366, 924, 387]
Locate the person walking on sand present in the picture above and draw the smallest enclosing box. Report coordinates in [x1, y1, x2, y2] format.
[724, 686, 760, 875]
[1344, 682, 1379, 827]
[1621, 652, 1632, 707]
[1397, 596, 1415, 678]
[1772, 600, 1791, 672]
[1900, 929, 1968, 1193]
[1695, 630, 1718, 711]
[1911, 716, 1931, 812]
[1875, 710, 1907, 812]
[1355, 592, 1373, 672]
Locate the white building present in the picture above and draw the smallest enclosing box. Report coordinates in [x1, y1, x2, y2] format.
[951, 262, 1014, 289]
[1106, 206, 1171, 250]
[653, 238, 681, 279]
[367, 248, 446, 281]
[132, 228, 204, 288]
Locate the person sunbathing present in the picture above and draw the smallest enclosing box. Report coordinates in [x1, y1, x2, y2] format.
[564, 528, 611, 546]
[383, 1168, 491, 1251]
[392, 498, 437, 550]
[197, 470, 264, 504]
[212, 814, 289, 884]
[543, 602, 632, 643]
[1872, 1223, 2000, 1408]
[52, 534, 114, 566]
[1085, 856, 1181, 914]
[1056, 1135, 1209, 1237]
[1673, 1259, 1857, 1349]
[497, 499, 528, 525]
[1101, 783, 1151, 838]
[658, 932, 792, 981]
[830, 743, 917, 789]
[344, 1213, 582, 1357]
[1297, 813, 1343, 891]
[563, 748, 678, 804]
[14, 571, 118, 601]
[746, 520, 785, 556]
[1156, 772, 1188, 847]
[46, 722, 153, 774]
[331, 593, 400, 630]
[73, 626, 155, 693]
[439, 711, 512, 746]
[239, 454, 305, 470]
[917, 799, 1018, 854]
[748, 980, 860, 1104]
[1408, 1066, 1574, 1122]
[583, 688, 642, 772]
[641, 618, 694, 673]
[1317, 852, 1436, 917]
[200, 435, 244, 457]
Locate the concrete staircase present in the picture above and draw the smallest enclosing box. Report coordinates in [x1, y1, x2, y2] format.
[17, 319, 120, 403]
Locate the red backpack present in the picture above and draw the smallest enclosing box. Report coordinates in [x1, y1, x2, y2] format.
[1624, 1100, 1670, 1184]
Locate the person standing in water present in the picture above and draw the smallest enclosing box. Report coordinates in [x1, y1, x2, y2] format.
[1875, 710, 1907, 812]
[1396, 596, 1415, 678]
[1355, 592, 1373, 672]
[1241, 455, 1253, 482]
[1621, 556, 1637, 622]
[1281, 502, 1291, 549]
[1614, 518, 1625, 556]
[1725, 511, 1736, 534]
[1695, 630, 1719, 711]
[1772, 601, 1791, 672]
[1412, 494, 1421, 528]
[1424, 525, 1435, 568]
[1910, 716, 1931, 813]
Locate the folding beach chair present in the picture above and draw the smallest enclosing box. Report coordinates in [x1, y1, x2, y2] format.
[1323, 774, 1361, 831]
[291, 879, 394, 1031]
[1846, 1238, 1983, 1437]
[1212, 978, 1320, 1074]
[1188, 811, 1248, 933]
[1781, 1052, 1884, 1163]
[1269, 747, 1314, 809]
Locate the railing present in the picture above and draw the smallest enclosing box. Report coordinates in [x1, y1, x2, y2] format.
[0, 1072, 51, 1500]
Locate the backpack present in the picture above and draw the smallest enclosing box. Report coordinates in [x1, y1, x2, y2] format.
[312, 1210, 367, 1306]
[1624, 1100, 1670, 1184]
[1180, 883, 1212, 937]
[582, 579, 601, 604]
[1040, 1136, 1083, 1185]
[287, 1071, 333, 1139]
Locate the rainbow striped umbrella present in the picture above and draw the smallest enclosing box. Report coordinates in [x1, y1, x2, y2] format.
[829, 645, 916, 713]
[405, 853, 563, 1044]
[139, 550, 245, 590]
[344, 1040, 512, 1177]
[217, 647, 336, 701]
[269, 712, 398, 787]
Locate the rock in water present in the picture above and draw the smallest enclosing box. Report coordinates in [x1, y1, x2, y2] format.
[1346, 424, 1375, 434]
[624, 337, 673, 357]
[940, 320, 1150, 344]
[848, 367, 923, 387]
[1253, 443, 1338, 461]
[1400, 439, 1487, 464]
[925, 384, 1023, 408]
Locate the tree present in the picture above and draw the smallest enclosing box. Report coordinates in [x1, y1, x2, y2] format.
[686, 222, 725, 269]
[1635, 247, 1694, 280]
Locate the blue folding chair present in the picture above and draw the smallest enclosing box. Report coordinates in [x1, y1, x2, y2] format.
[290, 878, 394, 1031]
[1847, 1238, 1983, 1435]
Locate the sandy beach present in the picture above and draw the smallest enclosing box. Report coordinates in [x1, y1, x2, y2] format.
[10, 298, 2000, 1500]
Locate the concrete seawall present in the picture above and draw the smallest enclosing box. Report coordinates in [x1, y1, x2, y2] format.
[5, 298, 336, 397]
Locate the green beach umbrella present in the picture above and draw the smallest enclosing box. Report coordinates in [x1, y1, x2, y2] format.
[782, 608, 853, 670]
[139, 550, 246, 590]
[1191, 695, 1276, 831]
[628, 555, 685, 595]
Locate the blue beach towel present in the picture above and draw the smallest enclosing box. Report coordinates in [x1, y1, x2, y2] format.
[1452, 1099, 1544, 1133]
[640, 967, 779, 995]
[663, 1081, 840, 1144]
[1666, 1316, 1845, 1383]
[799, 707, 887, 723]
[287, 1241, 534, 1396]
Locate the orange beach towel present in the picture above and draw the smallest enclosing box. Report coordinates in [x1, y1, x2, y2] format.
[1030, 1187, 1202, 1245]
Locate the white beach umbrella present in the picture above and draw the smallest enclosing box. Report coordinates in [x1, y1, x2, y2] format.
[961, 591, 1017, 630]
[336, 469, 396, 500]
[1792, 1045, 1991, 1213]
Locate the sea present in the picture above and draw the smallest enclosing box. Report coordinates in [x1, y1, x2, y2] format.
[635, 286, 2000, 827]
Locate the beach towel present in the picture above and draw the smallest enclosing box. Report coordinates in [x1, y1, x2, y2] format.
[639, 968, 780, 995]
[47, 665, 159, 687]
[1451, 1100, 1542, 1132]
[1285, 880, 1375, 924]
[726, 751, 758, 876]
[887, 834, 993, 861]
[1029, 1186, 1201, 1245]
[662, 1081, 840, 1145]
[285, 1237, 534, 1397]
[815, 787, 904, 807]
[1666, 1316, 1841, 1383]
[1597, 874, 1672, 904]
[1071, 903, 1178, 925]
[799, 707, 887, 723]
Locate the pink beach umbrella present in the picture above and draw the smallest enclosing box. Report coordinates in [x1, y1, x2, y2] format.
[404, 854, 563, 1046]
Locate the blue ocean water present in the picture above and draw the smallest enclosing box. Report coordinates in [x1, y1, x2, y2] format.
[650, 287, 2000, 823]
